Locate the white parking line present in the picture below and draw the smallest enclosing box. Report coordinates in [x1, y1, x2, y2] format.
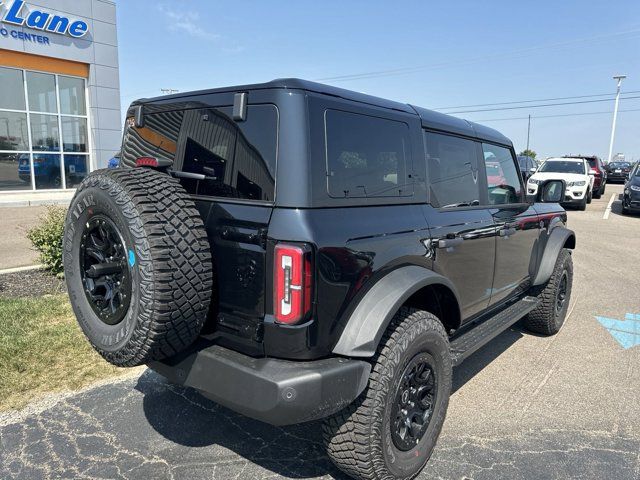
[603, 193, 616, 219]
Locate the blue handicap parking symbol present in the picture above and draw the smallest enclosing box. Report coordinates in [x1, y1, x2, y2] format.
[595, 313, 640, 350]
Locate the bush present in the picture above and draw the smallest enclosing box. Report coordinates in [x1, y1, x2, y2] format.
[27, 205, 66, 277]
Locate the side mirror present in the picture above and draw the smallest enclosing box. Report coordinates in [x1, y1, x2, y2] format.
[588, 170, 596, 176]
[537, 179, 565, 203]
[529, 167, 537, 173]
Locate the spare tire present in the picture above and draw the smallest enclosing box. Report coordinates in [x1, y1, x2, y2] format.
[63, 168, 213, 367]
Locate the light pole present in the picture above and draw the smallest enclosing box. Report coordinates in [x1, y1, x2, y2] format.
[607, 75, 626, 164]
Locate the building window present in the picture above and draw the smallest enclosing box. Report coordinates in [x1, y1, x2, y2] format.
[0, 66, 89, 192]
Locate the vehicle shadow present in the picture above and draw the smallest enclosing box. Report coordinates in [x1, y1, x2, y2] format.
[452, 321, 524, 393]
[137, 369, 350, 479]
[138, 323, 526, 479]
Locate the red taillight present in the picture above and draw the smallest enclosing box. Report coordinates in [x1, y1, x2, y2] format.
[135, 156, 159, 167]
[274, 243, 313, 324]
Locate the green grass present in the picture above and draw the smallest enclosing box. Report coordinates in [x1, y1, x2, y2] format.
[0, 294, 126, 411]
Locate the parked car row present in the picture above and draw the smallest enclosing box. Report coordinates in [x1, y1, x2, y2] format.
[526, 157, 594, 210]
[525, 153, 639, 214]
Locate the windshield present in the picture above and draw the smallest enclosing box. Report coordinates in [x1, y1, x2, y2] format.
[609, 162, 631, 168]
[634, 165, 640, 177]
[540, 161, 585, 174]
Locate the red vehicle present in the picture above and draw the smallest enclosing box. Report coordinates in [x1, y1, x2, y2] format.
[563, 155, 607, 198]
[486, 161, 507, 187]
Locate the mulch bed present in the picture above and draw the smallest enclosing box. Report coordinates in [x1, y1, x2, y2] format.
[0, 269, 67, 298]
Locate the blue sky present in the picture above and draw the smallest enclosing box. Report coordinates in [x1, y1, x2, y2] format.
[116, 1, 640, 161]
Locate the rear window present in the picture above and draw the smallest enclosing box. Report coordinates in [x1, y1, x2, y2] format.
[122, 104, 278, 202]
[325, 110, 412, 198]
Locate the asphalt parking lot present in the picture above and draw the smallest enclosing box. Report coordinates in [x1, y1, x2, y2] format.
[1, 183, 639, 480]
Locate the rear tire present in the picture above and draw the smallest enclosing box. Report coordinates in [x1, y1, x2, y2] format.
[323, 308, 452, 480]
[63, 168, 213, 367]
[525, 248, 573, 336]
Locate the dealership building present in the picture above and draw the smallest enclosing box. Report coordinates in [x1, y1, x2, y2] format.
[0, 0, 121, 201]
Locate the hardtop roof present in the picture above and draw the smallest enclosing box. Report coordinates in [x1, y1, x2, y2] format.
[136, 78, 512, 146]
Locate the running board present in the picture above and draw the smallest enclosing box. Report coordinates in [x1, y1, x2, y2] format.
[450, 296, 540, 366]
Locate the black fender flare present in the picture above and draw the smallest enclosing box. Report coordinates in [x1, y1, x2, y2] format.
[531, 226, 576, 286]
[332, 266, 461, 357]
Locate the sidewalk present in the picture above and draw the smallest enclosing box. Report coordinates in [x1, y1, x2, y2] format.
[0, 206, 60, 270]
[0, 190, 74, 208]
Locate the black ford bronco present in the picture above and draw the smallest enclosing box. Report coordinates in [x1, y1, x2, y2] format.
[64, 79, 575, 480]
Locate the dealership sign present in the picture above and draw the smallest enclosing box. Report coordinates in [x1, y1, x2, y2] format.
[0, 0, 89, 38]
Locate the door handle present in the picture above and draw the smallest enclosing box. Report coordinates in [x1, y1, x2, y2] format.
[500, 227, 517, 237]
[437, 237, 464, 249]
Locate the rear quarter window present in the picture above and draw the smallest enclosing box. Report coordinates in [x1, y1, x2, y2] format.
[325, 110, 412, 198]
[122, 104, 278, 202]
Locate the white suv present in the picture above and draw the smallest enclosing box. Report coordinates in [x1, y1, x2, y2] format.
[527, 157, 594, 210]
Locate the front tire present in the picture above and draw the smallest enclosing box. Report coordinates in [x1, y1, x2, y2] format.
[525, 248, 573, 335]
[586, 189, 592, 204]
[323, 308, 452, 480]
[578, 196, 587, 211]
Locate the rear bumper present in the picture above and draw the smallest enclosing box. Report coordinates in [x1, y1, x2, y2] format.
[608, 173, 628, 182]
[148, 344, 371, 426]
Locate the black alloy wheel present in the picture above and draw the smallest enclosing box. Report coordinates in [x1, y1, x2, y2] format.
[555, 271, 568, 316]
[79, 215, 132, 326]
[390, 353, 438, 451]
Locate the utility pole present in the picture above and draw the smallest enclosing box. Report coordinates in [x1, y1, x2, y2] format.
[526, 114, 531, 151]
[607, 75, 626, 164]
[160, 88, 179, 95]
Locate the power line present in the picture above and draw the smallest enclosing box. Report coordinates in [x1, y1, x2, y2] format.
[435, 90, 640, 111]
[472, 107, 640, 123]
[314, 28, 640, 82]
[444, 95, 640, 114]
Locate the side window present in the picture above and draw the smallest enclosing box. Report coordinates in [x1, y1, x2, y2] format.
[424, 132, 480, 208]
[179, 105, 277, 201]
[482, 143, 523, 205]
[325, 110, 412, 198]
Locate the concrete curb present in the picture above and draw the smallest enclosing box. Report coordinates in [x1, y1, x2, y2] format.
[0, 264, 43, 275]
[0, 199, 71, 208]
